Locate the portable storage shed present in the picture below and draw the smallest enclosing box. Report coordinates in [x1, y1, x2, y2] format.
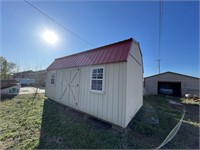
[45, 38, 143, 128]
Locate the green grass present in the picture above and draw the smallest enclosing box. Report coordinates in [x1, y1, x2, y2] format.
[0, 94, 44, 149]
[0, 94, 199, 149]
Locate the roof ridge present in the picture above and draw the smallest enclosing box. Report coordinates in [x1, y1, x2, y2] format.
[145, 71, 199, 79]
[55, 38, 135, 60]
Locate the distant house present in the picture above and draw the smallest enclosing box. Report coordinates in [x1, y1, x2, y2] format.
[144, 71, 199, 97]
[13, 70, 34, 79]
[13, 70, 46, 87]
[45, 38, 143, 128]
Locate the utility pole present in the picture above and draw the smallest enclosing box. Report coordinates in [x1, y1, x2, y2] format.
[156, 59, 161, 74]
[157, 0, 163, 74]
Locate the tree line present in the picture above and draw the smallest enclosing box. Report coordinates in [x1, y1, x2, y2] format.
[0, 56, 16, 80]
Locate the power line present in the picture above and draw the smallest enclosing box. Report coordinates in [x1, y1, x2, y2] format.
[24, 0, 95, 47]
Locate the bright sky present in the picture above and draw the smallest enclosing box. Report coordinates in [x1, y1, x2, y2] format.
[1, 1, 199, 77]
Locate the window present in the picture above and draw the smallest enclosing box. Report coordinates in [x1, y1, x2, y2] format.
[91, 68, 104, 92]
[50, 72, 56, 85]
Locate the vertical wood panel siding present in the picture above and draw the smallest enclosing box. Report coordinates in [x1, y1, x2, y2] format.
[55, 70, 62, 102]
[45, 71, 57, 101]
[125, 42, 143, 127]
[46, 62, 127, 127]
[81, 63, 127, 127]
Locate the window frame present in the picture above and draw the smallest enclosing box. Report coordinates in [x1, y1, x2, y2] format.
[50, 71, 56, 86]
[90, 67, 105, 93]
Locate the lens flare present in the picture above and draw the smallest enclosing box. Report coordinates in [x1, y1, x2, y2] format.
[42, 29, 58, 45]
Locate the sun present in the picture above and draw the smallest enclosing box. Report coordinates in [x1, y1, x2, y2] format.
[42, 29, 58, 45]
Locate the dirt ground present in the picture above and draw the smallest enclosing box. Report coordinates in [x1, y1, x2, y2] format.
[19, 87, 45, 95]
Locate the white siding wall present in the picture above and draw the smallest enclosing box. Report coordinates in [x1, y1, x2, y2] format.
[125, 43, 143, 127]
[55, 70, 63, 102]
[45, 70, 57, 100]
[145, 73, 200, 96]
[129, 41, 143, 67]
[78, 62, 127, 127]
[46, 62, 127, 128]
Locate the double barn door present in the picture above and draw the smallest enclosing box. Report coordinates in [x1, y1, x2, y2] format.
[60, 68, 80, 109]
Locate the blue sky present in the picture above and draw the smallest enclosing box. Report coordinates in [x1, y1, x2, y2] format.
[1, 1, 199, 77]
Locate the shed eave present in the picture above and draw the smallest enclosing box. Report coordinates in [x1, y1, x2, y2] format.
[46, 60, 127, 71]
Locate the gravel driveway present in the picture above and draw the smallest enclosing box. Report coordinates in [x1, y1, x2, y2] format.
[19, 87, 45, 95]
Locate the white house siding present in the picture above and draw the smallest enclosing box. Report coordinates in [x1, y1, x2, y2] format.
[46, 62, 127, 128]
[145, 72, 199, 96]
[125, 43, 143, 127]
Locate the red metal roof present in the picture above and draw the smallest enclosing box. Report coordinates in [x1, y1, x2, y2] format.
[47, 38, 135, 70]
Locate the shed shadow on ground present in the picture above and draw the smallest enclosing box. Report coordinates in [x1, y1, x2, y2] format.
[37, 99, 117, 149]
[37, 96, 199, 149]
